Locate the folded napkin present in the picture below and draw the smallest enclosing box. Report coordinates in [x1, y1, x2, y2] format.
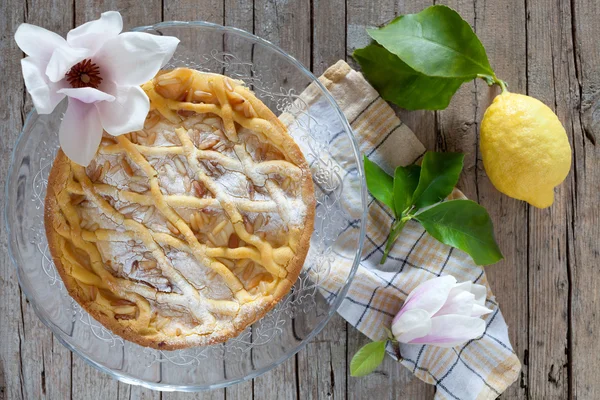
[309, 60, 521, 400]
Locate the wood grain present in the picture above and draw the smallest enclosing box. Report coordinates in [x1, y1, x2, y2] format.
[525, 1, 572, 397]
[71, 0, 162, 397]
[1, 1, 599, 399]
[569, 0, 600, 398]
[251, 0, 310, 397]
[0, 0, 28, 397]
[437, 1, 530, 399]
[293, 1, 348, 398]
[117, 385, 161, 400]
[161, 5, 229, 400]
[164, 0, 224, 24]
[345, 0, 439, 398]
[0, 2, 75, 400]
[223, 2, 254, 399]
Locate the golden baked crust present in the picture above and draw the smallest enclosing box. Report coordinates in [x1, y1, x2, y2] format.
[44, 68, 315, 349]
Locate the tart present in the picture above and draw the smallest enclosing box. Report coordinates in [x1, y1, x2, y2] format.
[44, 68, 315, 349]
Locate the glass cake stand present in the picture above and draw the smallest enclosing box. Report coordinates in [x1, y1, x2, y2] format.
[5, 21, 367, 391]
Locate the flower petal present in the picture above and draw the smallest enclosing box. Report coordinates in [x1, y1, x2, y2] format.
[21, 57, 66, 114]
[392, 308, 432, 344]
[394, 275, 457, 321]
[58, 87, 115, 103]
[434, 290, 475, 317]
[470, 282, 493, 317]
[15, 23, 67, 60]
[94, 32, 180, 86]
[46, 46, 91, 83]
[471, 303, 493, 318]
[66, 11, 123, 53]
[408, 315, 486, 348]
[59, 98, 103, 166]
[96, 85, 149, 135]
[470, 283, 489, 307]
[439, 281, 492, 317]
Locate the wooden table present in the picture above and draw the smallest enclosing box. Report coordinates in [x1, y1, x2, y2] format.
[1, 1, 598, 399]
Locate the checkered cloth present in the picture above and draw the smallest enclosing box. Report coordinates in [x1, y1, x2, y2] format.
[309, 61, 522, 400]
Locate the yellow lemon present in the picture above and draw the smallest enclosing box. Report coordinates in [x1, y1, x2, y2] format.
[480, 92, 571, 208]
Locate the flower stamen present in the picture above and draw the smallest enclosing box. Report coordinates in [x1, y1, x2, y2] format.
[66, 59, 103, 89]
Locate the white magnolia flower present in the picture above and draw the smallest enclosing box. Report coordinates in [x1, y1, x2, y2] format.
[391, 275, 492, 348]
[15, 11, 179, 166]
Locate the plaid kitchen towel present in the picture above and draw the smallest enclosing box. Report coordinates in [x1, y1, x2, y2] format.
[303, 60, 522, 400]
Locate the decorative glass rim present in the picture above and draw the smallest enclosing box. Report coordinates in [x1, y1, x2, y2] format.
[5, 20, 368, 391]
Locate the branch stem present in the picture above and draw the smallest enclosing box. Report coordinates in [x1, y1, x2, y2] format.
[496, 78, 508, 93]
[380, 216, 411, 264]
[477, 73, 508, 93]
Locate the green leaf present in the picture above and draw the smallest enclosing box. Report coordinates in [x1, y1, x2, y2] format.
[364, 155, 395, 212]
[353, 44, 466, 110]
[393, 164, 421, 215]
[367, 5, 494, 79]
[414, 200, 504, 265]
[350, 340, 387, 377]
[412, 152, 464, 210]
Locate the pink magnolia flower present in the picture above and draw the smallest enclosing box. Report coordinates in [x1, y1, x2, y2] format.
[15, 11, 179, 166]
[391, 275, 492, 347]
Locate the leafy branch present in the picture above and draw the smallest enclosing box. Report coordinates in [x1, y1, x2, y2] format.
[354, 5, 508, 110]
[364, 152, 503, 265]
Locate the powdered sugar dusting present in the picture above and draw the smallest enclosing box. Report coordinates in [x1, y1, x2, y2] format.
[76, 81, 310, 338]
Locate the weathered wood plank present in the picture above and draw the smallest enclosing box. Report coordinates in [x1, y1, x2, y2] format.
[159, 2, 227, 399]
[0, 0, 28, 397]
[254, 0, 311, 77]
[297, 315, 348, 399]
[3, 1, 599, 399]
[348, 332, 443, 400]
[293, 1, 348, 398]
[312, 0, 346, 74]
[70, 1, 162, 398]
[345, 1, 437, 398]
[45, 336, 73, 400]
[117, 383, 161, 400]
[74, 0, 160, 24]
[391, 1, 438, 154]
[164, 0, 224, 24]
[19, 2, 75, 396]
[162, 391, 224, 400]
[524, 0, 573, 397]
[252, 360, 297, 400]
[249, 0, 311, 398]
[222, 2, 254, 398]
[70, 362, 118, 400]
[20, 298, 73, 400]
[346, 0, 438, 152]
[438, 1, 529, 398]
[569, 0, 600, 398]
[0, 2, 74, 400]
[225, 0, 253, 30]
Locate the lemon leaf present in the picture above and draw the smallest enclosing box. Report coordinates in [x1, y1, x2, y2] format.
[415, 200, 504, 265]
[364, 155, 395, 213]
[367, 5, 494, 79]
[393, 164, 421, 215]
[350, 340, 387, 377]
[412, 152, 464, 210]
[353, 45, 466, 110]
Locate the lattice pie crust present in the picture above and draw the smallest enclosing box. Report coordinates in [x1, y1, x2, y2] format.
[44, 68, 315, 349]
